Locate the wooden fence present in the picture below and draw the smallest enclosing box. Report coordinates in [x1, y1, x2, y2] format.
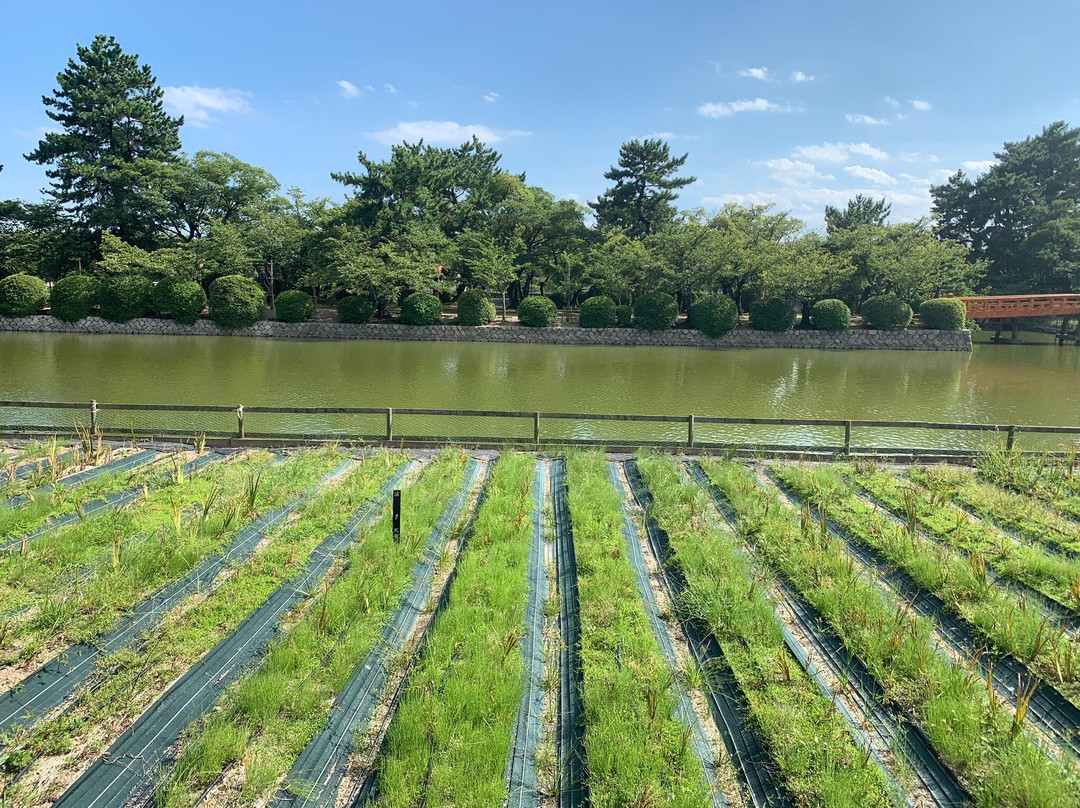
[2, 400, 1079, 454]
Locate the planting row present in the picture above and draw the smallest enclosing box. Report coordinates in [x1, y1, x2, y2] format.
[0, 447, 1077, 807]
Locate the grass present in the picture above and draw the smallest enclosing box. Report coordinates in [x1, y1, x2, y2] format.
[0, 449, 173, 543]
[853, 463, 1080, 618]
[157, 450, 470, 807]
[637, 453, 894, 808]
[0, 451, 404, 806]
[566, 451, 714, 807]
[698, 457, 1079, 808]
[0, 448, 343, 663]
[774, 463, 1080, 704]
[910, 464, 1080, 557]
[373, 451, 536, 807]
[978, 446, 1080, 519]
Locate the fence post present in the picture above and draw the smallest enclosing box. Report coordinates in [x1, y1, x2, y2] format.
[89, 400, 98, 436]
[1007, 425, 1016, 451]
[844, 420, 852, 455]
[687, 414, 695, 448]
[385, 407, 393, 442]
[236, 405, 245, 439]
[534, 412, 541, 444]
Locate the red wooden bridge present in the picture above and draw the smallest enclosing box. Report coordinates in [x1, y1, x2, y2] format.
[957, 294, 1080, 319]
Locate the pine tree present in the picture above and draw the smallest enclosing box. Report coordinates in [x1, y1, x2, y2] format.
[590, 139, 695, 239]
[26, 35, 182, 248]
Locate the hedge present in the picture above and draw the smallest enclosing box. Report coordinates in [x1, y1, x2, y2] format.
[809, 299, 851, 332]
[457, 289, 496, 326]
[862, 294, 913, 331]
[632, 291, 678, 331]
[400, 292, 443, 325]
[153, 277, 206, 324]
[518, 295, 558, 327]
[338, 295, 375, 324]
[615, 304, 633, 327]
[579, 295, 616, 328]
[208, 275, 266, 328]
[49, 275, 98, 322]
[688, 295, 738, 338]
[98, 274, 154, 323]
[0, 273, 49, 317]
[919, 297, 967, 330]
[275, 289, 315, 323]
[748, 297, 797, 332]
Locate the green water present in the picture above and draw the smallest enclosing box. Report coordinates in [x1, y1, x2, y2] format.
[1, 331, 1077, 449]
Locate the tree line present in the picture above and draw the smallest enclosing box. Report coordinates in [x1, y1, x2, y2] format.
[2, 35, 1078, 322]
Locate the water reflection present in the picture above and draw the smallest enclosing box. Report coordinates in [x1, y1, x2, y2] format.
[1, 332, 1076, 449]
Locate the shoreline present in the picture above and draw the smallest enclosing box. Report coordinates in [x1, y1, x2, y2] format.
[0, 315, 973, 351]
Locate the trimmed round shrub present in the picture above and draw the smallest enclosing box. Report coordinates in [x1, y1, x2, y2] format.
[208, 274, 266, 328]
[275, 289, 315, 323]
[153, 277, 206, 324]
[49, 275, 98, 322]
[457, 289, 496, 326]
[632, 291, 679, 331]
[400, 292, 443, 325]
[862, 293, 913, 331]
[579, 295, 616, 328]
[518, 295, 558, 328]
[809, 298, 851, 332]
[919, 297, 967, 330]
[615, 304, 633, 327]
[98, 274, 153, 323]
[338, 295, 375, 324]
[0, 273, 49, 317]
[688, 295, 738, 338]
[749, 297, 797, 332]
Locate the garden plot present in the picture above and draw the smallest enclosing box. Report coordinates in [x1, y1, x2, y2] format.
[0, 449, 1078, 808]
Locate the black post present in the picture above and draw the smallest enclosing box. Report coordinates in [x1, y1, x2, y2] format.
[392, 489, 401, 542]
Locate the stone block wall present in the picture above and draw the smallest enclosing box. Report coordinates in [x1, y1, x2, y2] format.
[0, 315, 973, 351]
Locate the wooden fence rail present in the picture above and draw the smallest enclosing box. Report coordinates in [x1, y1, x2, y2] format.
[2, 400, 1079, 453]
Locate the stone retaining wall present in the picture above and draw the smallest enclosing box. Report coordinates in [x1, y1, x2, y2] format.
[0, 315, 973, 351]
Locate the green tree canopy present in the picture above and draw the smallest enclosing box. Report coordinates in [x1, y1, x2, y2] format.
[589, 139, 695, 239]
[930, 121, 1080, 292]
[824, 195, 891, 234]
[26, 35, 182, 248]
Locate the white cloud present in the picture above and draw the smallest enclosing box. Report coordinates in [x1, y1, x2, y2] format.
[883, 96, 900, 110]
[792, 141, 888, 163]
[961, 160, 995, 175]
[846, 113, 888, 125]
[790, 70, 815, 83]
[739, 66, 771, 81]
[337, 80, 361, 99]
[640, 131, 701, 141]
[367, 120, 531, 145]
[16, 125, 58, 139]
[844, 165, 898, 185]
[482, 91, 501, 104]
[708, 59, 724, 75]
[910, 99, 932, 111]
[163, 86, 253, 127]
[758, 158, 834, 185]
[699, 98, 797, 117]
[384, 83, 399, 94]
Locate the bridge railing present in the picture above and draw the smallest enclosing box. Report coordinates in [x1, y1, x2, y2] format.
[958, 294, 1080, 319]
[2, 400, 1079, 455]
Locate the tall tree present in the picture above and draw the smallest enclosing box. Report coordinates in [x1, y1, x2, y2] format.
[26, 35, 182, 248]
[824, 194, 891, 234]
[590, 139, 695, 238]
[930, 121, 1080, 292]
[161, 152, 280, 242]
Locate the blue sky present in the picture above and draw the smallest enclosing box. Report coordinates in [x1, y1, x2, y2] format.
[2, 0, 1078, 227]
